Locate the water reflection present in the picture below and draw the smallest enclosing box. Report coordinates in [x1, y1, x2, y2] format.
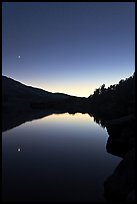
[2, 109, 65, 132]
[89, 114, 107, 128]
[3, 108, 107, 133]
[2, 112, 121, 202]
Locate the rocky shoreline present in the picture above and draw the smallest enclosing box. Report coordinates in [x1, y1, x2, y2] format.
[104, 114, 135, 202]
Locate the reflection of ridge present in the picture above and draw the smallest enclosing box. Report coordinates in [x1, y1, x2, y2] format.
[2, 109, 66, 132]
[3, 109, 109, 132]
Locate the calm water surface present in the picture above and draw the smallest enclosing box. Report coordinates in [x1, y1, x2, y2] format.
[2, 113, 121, 202]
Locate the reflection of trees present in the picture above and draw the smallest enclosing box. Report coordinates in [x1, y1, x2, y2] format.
[3, 108, 108, 132]
[88, 113, 107, 128]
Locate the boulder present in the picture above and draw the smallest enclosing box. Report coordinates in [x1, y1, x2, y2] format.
[106, 137, 129, 157]
[106, 114, 135, 139]
[104, 148, 135, 202]
[106, 114, 135, 157]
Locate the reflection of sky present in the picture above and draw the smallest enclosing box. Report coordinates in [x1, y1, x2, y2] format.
[2, 113, 121, 202]
[2, 2, 135, 97]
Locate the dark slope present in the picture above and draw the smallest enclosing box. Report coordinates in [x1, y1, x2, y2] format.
[2, 75, 70, 102]
[2, 75, 71, 110]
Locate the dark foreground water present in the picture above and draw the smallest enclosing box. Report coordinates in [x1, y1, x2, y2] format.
[2, 113, 121, 202]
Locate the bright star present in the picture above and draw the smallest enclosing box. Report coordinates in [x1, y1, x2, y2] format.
[18, 56, 21, 59]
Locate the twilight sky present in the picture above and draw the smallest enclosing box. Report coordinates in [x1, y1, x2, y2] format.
[2, 2, 135, 97]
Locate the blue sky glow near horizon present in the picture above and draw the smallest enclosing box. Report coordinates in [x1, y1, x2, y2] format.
[2, 2, 135, 97]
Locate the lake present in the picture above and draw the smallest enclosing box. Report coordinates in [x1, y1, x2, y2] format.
[2, 112, 121, 202]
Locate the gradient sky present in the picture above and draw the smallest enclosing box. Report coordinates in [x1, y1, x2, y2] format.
[2, 2, 135, 97]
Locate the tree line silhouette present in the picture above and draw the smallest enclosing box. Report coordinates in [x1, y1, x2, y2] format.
[88, 72, 135, 119]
